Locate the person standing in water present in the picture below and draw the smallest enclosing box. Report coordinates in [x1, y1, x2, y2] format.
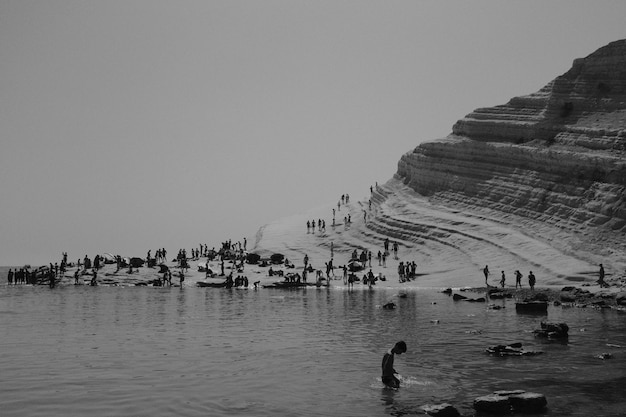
[381, 341, 407, 389]
[483, 265, 490, 286]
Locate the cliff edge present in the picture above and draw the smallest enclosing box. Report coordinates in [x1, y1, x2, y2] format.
[396, 40, 626, 274]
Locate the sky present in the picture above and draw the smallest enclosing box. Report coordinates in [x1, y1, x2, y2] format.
[1, 1, 625, 266]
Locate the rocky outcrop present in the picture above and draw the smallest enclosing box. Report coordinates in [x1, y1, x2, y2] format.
[397, 40, 626, 254]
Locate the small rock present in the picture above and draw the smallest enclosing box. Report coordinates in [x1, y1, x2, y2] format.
[422, 403, 460, 417]
[508, 392, 547, 413]
[597, 352, 613, 360]
[473, 394, 511, 414]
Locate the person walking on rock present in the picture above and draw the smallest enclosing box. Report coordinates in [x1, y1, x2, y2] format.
[515, 270, 523, 289]
[483, 265, 490, 286]
[528, 271, 536, 290]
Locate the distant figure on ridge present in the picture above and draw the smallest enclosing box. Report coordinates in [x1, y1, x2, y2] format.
[500, 271, 506, 288]
[528, 271, 536, 290]
[483, 265, 490, 286]
[515, 270, 523, 289]
[598, 264, 606, 287]
[381, 341, 407, 389]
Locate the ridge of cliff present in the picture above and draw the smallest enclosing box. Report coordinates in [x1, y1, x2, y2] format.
[396, 40, 626, 272]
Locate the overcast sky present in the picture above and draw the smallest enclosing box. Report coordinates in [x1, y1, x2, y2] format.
[1, 1, 625, 266]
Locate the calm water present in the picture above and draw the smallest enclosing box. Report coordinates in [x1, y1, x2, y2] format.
[0, 283, 625, 417]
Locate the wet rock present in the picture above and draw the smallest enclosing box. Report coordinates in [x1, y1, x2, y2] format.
[597, 352, 613, 360]
[422, 403, 459, 417]
[508, 392, 547, 413]
[616, 292, 626, 306]
[533, 321, 569, 339]
[475, 391, 548, 414]
[486, 343, 543, 357]
[442, 288, 452, 295]
[473, 394, 511, 414]
[452, 293, 467, 301]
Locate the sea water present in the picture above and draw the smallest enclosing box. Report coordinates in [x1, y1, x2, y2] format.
[0, 282, 625, 417]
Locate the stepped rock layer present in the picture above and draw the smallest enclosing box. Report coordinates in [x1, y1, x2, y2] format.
[396, 40, 626, 272]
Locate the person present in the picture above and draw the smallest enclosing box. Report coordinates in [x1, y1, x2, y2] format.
[381, 341, 407, 389]
[528, 271, 536, 290]
[500, 271, 505, 288]
[90, 270, 98, 286]
[179, 271, 185, 287]
[515, 270, 522, 289]
[483, 265, 490, 285]
[598, 264, 606, 287]
[74, 269, 80, 285]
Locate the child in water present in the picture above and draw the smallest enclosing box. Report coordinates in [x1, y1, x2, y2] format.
[381, 341, 407, 389]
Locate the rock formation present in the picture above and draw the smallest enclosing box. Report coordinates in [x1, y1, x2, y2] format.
[396, 39, 626, 273]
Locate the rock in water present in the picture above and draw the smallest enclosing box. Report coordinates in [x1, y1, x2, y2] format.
[422, 403, 460, 417]
[473, 394, 511, 414]
[509, 392, 548, 413]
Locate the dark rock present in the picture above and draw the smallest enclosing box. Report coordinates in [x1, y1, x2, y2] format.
[561, 286, 577, 292]
[473, 394, 511, 414]
[534, 321, 569, 339]
[597, 352, 613, 360]
[452, 293, 467, 301]
[616, 292, 626, 306]
[486, 343, 543, 356]
[442, 288, 453, 295]
[560, 292, 577, 302]
[516, 301, 548, 313]
[467, 297, 486, 303]
[509, 392, 547, 413]
[422, 403, 460, 417]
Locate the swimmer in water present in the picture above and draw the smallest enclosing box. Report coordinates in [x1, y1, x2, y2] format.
[381, 340, 407, 389]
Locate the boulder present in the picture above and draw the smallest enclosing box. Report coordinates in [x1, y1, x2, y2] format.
[422, 403, 460, 417]
[452, 293, 467, 301]
[616, 292, 626, 306]
[508, 392, 547, 413]
[473, 394, 511, 414]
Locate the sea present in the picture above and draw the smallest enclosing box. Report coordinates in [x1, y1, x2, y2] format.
[1, 268, 625, 416]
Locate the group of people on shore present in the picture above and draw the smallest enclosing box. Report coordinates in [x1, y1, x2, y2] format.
[483, 265, 537, 290]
